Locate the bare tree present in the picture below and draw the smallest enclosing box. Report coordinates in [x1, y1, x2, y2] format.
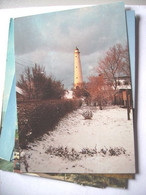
[97, 43, 130, 90]
[97, 44, 130, 104]
[73, 82, 90, 99]
[87, 75, 113, 110]
[121, 44, 131, 77]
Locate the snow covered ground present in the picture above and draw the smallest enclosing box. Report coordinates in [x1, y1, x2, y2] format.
[20, 105, 135, 173]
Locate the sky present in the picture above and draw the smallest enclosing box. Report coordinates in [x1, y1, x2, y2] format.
[14, 2, 128, 90]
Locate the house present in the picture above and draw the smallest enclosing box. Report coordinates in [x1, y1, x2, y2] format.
[114, 76, 132, 107]
[16, 86, 25, 102]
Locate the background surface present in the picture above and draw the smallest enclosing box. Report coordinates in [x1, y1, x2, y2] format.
[0, 4, 146, 195]
[0, 0, 146, 8]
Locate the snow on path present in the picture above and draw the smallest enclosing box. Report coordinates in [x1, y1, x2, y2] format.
[20, 106, 135, 173]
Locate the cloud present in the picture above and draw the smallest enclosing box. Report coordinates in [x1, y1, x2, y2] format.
[14, 2, 128, 89]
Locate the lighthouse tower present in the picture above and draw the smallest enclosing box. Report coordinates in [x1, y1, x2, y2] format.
[74, 47, 83, 89]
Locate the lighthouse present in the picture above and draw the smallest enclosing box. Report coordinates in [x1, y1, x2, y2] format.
[74, 47, 83, 89]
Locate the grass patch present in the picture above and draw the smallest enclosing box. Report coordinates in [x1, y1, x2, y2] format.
[45, 146, 128, 161]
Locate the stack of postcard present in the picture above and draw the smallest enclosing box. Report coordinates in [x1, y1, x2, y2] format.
[0, 2, 136, 189]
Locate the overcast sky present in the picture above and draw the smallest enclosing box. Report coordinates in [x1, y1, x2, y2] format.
[14, 2, 128, 90]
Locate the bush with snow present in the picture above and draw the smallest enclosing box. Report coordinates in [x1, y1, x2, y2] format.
[82, 110, 93, 119]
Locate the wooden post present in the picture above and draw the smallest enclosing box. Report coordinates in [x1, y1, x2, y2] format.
[126, 90, 130, 120]
[123, 91, 127, 107]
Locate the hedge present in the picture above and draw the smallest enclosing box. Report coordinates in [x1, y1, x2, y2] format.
[17, 99, 82, 149]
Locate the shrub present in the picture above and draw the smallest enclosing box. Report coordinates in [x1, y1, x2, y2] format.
[82, 110, 93, 119]
[18, 99, 81, 148]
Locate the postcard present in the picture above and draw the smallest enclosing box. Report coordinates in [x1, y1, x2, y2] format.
[0, 19, 16, 161]
[0, 75, 17, 161]
[34, 173, 128, 188]
[0, 9, 136, 166]
[11, 9, 133, 189]
[0, 6, 135, 190]
[13, 3, 136, 173]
